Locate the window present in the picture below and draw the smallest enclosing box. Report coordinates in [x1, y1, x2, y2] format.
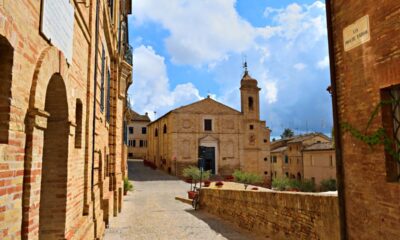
[264, 139, 268, 143]
[100, 47, 105, 112]
[249, 124, 254, 130]
[106, 69, 111, 122]
[248, 96, 254, 110]
[264, 157, 268, 162]
[104, 154, 109, 179]
[75, 100, 83, 148]
[264, 171, 268, 175]
[140, 140, 144, 147]
[285, 172, 289, 177]
[0, 36, 13, 144]
[204, 119, 212, 131]
[284, 155, 289, 164]
[123, 121, 127, 145]
[128, 153, 133, 158]
[142, 127, 147, 134]
[108, 0, 114, 20]
[133, 140, 136, 147]
[129, 127, 133, 134]
[163, 124, 167, 134]
[155, 128, 158, 137]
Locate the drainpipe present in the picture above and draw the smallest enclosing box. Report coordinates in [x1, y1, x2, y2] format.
[325, 1, 347, 239]
[91, 0, 100, 212]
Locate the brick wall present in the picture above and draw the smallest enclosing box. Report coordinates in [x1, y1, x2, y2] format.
[200, 189, 339, 240]
[328, 0, 400, 239]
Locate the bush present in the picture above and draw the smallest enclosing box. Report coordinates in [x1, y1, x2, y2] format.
[272, 177, 315, 192]
[124, 177, 133, 192]
[272, 177, 291, 191]
[320, 178, 337, 191]
[233, 170, 263, 190]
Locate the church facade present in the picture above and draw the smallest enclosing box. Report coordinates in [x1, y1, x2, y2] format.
[147, 70, 271, 177]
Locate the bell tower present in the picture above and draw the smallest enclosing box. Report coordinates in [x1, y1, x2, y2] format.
[240, 62, 260, 120]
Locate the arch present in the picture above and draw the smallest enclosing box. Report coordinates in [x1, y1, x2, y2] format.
[297, 172, 302, 180]
[0, 35, 14, 143]
[29, 46, 72, 119]
[39, 74, 69, 239]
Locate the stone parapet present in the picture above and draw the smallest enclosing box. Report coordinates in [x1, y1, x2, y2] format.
[199, 188, 339, 240]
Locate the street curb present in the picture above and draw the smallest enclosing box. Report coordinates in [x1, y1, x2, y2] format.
[175, 196, 192, 205]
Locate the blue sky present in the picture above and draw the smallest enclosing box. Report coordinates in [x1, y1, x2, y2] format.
[128, 0, 332, 138]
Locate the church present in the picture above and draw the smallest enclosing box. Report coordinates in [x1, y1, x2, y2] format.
[146, 66, 271, 177]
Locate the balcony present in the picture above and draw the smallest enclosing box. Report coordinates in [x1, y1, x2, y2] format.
[124, 44, 133, 66]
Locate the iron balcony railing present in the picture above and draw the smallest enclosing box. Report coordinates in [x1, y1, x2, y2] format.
[124, 44, 133, 66]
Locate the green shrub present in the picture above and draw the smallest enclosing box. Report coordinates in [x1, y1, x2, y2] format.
[233, 170, 263, 190]
[272, 177, 315, 192]
[320, 178, 337, 191]
[272, 177, 291, 190]
[124, 177, 133, 192]
[299, 179, 316, 192]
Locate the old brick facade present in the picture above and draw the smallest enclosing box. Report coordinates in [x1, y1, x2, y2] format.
[147, 70, 271, 177]
[126, 109, 150, 159]
[0, 0, 132, 239]
[327, 0, 400, 239]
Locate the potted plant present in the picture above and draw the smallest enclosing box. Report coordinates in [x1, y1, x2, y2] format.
[251, 187, 259, 190]
[225, 175, 234, 181]
[123, 177, 133, 195]
[232, 170, 263, 190]
[203, 180, 211, 187]
[215, 181, 224, 188]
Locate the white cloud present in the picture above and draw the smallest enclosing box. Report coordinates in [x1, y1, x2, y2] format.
[129, 45, 202, 120]
[317, 56, 330, 69]
[132, 0, 256, 66]
[294, 63, 307, 71]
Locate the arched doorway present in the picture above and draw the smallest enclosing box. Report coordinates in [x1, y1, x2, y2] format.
[39, 74, 69, 239]
[0, 35, 13, 143]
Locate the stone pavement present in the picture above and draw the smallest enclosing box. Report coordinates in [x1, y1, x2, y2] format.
[104, 160, 265, 240]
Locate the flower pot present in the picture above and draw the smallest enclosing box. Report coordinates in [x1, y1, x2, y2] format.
[203, 181, 211, 187]
[215, 181, 224, 188]
[188, 191, 197, 199]
[251, 187, 258, 191]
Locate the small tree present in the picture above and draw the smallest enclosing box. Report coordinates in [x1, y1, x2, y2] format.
[281, 128, 294, 139]
[182, 166, 211, 190]
[233, 170, 263, 190]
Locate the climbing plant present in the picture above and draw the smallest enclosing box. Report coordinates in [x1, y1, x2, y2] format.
[341, 99, 400, 181]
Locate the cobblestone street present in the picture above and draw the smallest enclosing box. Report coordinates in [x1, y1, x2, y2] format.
[104, 160, 262, 240]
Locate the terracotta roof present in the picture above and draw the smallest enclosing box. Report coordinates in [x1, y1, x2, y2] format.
[287, 133, 330, 144]
[127, 109, 150, 122]
[304, 142, 334, 151]
[271, 146, 287, 153]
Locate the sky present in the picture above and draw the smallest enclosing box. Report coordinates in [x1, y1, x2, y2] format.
[127, 0, 333, 138]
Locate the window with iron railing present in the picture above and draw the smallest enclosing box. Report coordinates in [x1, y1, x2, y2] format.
[381, 86, 400, 182]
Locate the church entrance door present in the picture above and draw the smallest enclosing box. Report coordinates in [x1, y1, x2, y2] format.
[198, 146, 216, 174]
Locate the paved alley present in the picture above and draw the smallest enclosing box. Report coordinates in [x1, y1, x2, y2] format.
[104, 160, 262, 240]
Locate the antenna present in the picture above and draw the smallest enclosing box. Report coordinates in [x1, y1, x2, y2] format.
[242, 55, 248, 74]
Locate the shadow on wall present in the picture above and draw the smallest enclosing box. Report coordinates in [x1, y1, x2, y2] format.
[127, 160, 180, 182]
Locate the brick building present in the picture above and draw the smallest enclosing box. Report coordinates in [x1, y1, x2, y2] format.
[327, 0, 400, 239]
[147, 69, 271, 177]
[126, 109, 150, 159]
[270, 133, 331, 180]
[0, 0, 132, 239]
[303, 142, 336, 187]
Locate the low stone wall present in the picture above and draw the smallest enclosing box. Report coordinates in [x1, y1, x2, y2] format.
[199, 189, 339, 240]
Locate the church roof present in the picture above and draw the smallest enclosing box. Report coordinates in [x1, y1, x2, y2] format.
[148, 96, 241, 126]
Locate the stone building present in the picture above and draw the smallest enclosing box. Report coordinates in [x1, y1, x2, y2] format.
[270, 133, 331, 180]
[303, 142, 336, 187]
[327, 0, 400, 239]
[147, 69, 271, 177]
[126, 109, 150, 159]
[0, 0, 132, 239]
